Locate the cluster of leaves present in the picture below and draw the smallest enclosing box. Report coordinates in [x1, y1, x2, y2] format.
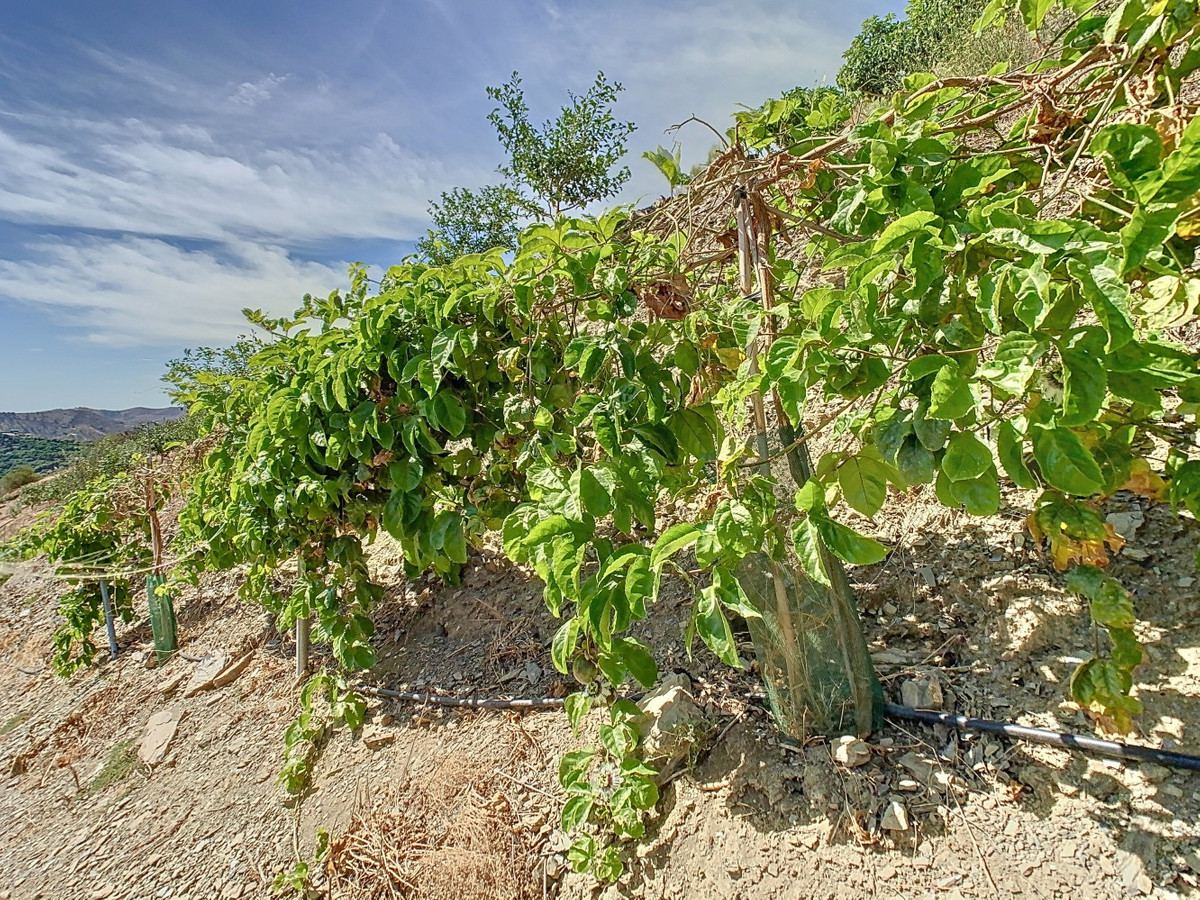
[279, 670, 365, 795]
[839, 0, 989, 94]
[559, 701, 659, 881]
[732, 86, 853, 154]
[417, 71, 635, 263]
[10, 472, 152, 673]
[731, 0, 1200, 725]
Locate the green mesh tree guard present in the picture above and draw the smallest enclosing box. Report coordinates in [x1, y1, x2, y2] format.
[147, 574, 177, 664]
[736, 413, 883, 738]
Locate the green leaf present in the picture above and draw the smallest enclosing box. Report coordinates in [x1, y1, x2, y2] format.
[1070, 261, 1134, 349]
[945, 468, 1001, 516]
[927, 364, 975, 420]
[1121, 204, 1179, 274]
[837, 452, 890, 517]
[611, 637, 657, 688]
[564, 694, 593, 734]
[1059, 329, 1108, 427]
[978, 332, 1048, 395]
[713, 500, 758, 556]
[896, 438, 936, 486]
[913, 401, 950, 451]
[695, 586, 740, 668]
[577, 467, 613, 518]
[1031, 426, 1104, 496]
[813, 515, 888, 566]
[1066, 565, 1136, 629]
[551, 618, 581, 674]
[559, 748, 595, 788]
[941, 432, 993, 482]
[792, 517, 831, 586]
[1017, 0, 1055, 28]
[1133, 116, 1200, 205]
[388, 458, 424, 492]
[1090, 123, 1163, 192]
[997, 421, 1036, 489]
[431, 392, 467, 437]
[561, 795, 593, 832]
[650, 523, 701, 569]
[874, 211, 942, 253]
[711, 566, 761, 619]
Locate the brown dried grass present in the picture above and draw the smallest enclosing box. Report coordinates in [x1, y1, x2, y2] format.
[322, 747, 540, 899]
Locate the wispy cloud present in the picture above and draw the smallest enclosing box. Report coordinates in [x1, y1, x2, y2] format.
[0, 116, 468, 244]
[229, 73, 288, 108]
[0, 236, 347, 346]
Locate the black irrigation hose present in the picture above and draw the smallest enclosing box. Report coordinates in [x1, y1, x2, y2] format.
[365, 686, 567, 709]
[885, 703, 1200, 773]
[363, 687, 1200, 773]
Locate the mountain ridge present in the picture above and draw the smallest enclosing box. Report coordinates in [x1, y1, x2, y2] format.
[0, 406, 184, 441]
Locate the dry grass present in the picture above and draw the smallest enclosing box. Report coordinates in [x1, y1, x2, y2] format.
[321, 736, 541, 899]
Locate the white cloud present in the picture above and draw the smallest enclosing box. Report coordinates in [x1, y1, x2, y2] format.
[0, 236, 348, 346]
[229, 73, 288, 108]
[0, 117, 470, 244]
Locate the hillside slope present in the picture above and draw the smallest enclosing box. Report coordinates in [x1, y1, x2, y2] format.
[0, 434, 78, 477]
[0, 407, 183, 442]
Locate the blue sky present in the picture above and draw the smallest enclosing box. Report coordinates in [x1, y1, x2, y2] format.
[0, 0, 896, 412]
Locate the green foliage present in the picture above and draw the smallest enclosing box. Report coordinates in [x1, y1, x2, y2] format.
[417, 71, 636, 262]
[559, 701, 659, 882]
[11, 471, 155, 673]
[163, 0, 1200, 869]
[642, 145, 691, 193]
[279, 670, 365, 796]
[273, 829, 330, 896]
[838, 0, 988, 94]
[19, 417, 200, 506]
[738, 0, 1200, 726]
[0, 465, 40, 497]
[487, 71, 635, 217]
[0, 435, 78, 484]
[733, 86, 851, 153]
[415, 185, 532, 264]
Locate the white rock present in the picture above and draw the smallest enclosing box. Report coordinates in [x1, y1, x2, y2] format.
[635, 673, 704, 766]
[183, 652, 230, 697]
[1106, 510, 1144, 541]
[832, 736, 871, 768]
[880, 800, 910, 831]
[139, 708, 182, 766]
[901, 673, 944, 710]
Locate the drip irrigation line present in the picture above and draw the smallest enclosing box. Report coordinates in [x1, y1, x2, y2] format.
[361, 687, 1200, 773]
[364, 686, 567, 710]
[884, 703, 1200, 773]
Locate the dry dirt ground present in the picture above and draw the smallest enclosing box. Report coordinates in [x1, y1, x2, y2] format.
[1, 479, 1199, 900]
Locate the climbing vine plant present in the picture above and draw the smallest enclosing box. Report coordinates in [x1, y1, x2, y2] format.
[147, 0, 1200, 879]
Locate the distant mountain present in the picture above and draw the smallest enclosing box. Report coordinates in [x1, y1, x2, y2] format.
[0, 407, 184, 442]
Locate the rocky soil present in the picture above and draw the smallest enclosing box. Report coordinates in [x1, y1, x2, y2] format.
[0, 477, 1198, 899]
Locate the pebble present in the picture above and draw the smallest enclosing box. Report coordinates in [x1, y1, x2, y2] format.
[880, 800, 909, 832]
[832, 736, 872, 768]
[901, 673, 944, 710]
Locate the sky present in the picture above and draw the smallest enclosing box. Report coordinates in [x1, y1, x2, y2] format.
[0, 0, 897, 412]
